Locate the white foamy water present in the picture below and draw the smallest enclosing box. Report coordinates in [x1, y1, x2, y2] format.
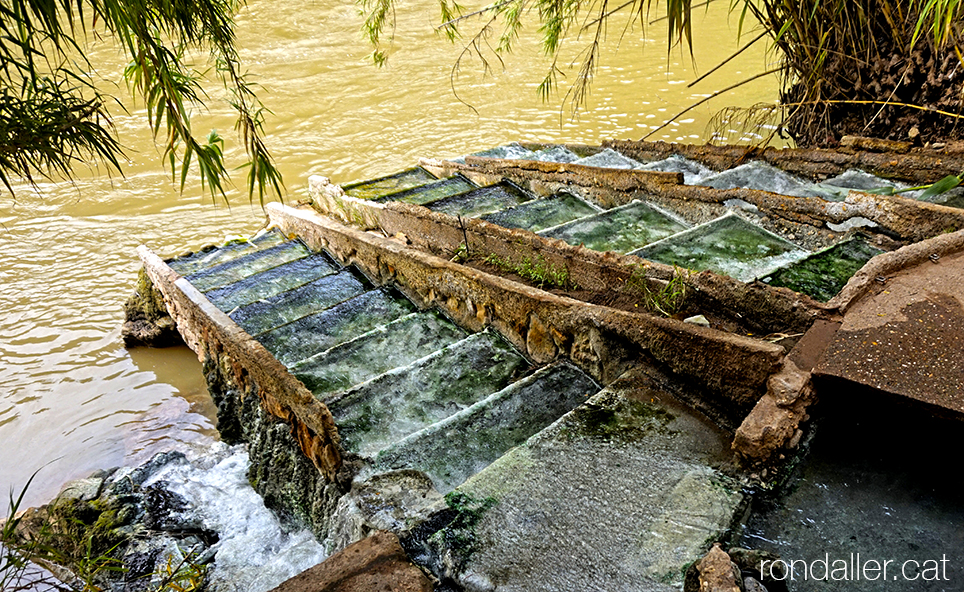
[143, 444, 327, 592]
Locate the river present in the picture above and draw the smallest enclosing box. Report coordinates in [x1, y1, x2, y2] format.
[0, 0, 778, 512]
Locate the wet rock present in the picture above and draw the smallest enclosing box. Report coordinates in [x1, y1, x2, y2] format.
[122, 268, 182, 347]
[694, 544, 742, 592]
[324, 471, 445, 555]
[269, 531, 433, 592]
[58, 477, 104, 502]
[743, 576, 769, 592]
[728, 547, 787, 590]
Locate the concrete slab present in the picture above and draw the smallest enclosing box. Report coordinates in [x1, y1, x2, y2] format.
[815, 250, 964, 415]
[428, 368, 743, 592]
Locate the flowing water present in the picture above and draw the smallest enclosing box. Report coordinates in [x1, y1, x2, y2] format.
[0, 1, 779, 515]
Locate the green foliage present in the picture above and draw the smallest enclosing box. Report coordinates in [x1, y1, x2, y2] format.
[1, 478, 208, 592]
[0, 0, 283, 203]
[626, 264, 689, 316]
[484, 252, 575, 290]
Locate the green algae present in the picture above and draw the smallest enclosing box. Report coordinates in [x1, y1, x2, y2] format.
[342, 167, 438, 200]
[186, 240, 311, 292]
[167, 230, 287, 276]
[377, 174, 477, 206]
[540, 200, 689, 254]
[765, 237, 883, 301]
[481, 192, 600, 232]
[631, 213, 808, 282]
[561, 394, 676, 443]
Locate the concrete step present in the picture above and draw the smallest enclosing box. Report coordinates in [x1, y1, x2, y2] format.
[291, 310, 468, 401]
[631, 212, 809, 282]
[763, 236, 883, 302]
[424, 180, 533, 219]
[328, 331, 530, 459]
[341, 166, 438, 200]
[255, 287, 417, 366]
[376, 174, 477, 206]
[167, 229, 287, 277]
[230, 267, 372, 337]
[204, 252, 341, 312]
[426, 373, 744, 591]
[185, 240, 311, 292]
[539, 199, 690, 254]
[480, 192, 601, 233]
[370, 361, 600, 494]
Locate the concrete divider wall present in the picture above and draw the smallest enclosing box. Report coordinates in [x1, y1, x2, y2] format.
[267, 204, 786, 418]
[308, 176, 819, 336]
[426, 155, 964, 243]
[135, 246, 343, 478]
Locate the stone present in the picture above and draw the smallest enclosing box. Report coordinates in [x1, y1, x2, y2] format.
[743, 576, 769, 592]
[684, 314, 710, 327]
[695, 544, 741, 592]
[727, 548, 786, 588]
[57, 477, 104, 502]
[268, 531, 433, 592]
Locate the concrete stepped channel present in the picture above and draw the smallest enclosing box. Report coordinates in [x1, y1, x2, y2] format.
[128, 139, 964, 591]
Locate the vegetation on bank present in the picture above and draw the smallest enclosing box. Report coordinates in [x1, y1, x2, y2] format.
[360, 0, 964, 146]
[0, 0, 283, 203]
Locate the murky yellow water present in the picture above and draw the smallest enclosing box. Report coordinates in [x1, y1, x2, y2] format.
[0, 1, 778, 509]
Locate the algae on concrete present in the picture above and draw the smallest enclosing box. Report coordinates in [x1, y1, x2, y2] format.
[255, 287, 416, 366]
[342, 167, 438, 200]
[204, 253, 341, 312]
[481, 192, 601, 232]
[291, 310, 467, 400]
[377, 175, 477, 206]
[229, 268, 371, 337]
[329, 331, 529, 459]
[167, 229, 287, 277]
[186, 241, 311, 292]
[426, 181, 532, 219]
[430, 387, 743, 591]
[371, 362, 600, 493]
[631, 213, 808, 282]
[764, 237, 883, 301]
[540, 200, 689, 254]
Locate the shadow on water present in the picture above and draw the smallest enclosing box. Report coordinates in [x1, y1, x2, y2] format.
[741, 378, 964, 591]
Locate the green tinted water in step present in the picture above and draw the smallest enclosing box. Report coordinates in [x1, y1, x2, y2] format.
[372, 362, 599, 493]
[377, 175, 477, 206]
[185, 241, 311, 292]
[764, 237, 882, 302]
[342, 167, 437, 200]
[167, 230, 286, 276]
[426, 181, 532, 218]
[540, 200, 688, 254]
[291, 310, 467, 400]
[231, 268, 372, 338]
[631, 213, 808, 282]
[329, 331, 529, 458]
[256, 288, 417, 366]
[204, 253, 341, 312]
[481, 192, 600, 232]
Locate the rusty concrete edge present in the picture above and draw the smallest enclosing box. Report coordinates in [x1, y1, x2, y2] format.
[827, 226, 964, 313]
[309, 175, 820, 335]
[135, 245, 343, 479]
[421, 155, 964, 243]
[265, 202, 785, 409]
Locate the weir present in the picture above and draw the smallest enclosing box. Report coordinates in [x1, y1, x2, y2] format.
[128, 139, 964, 590]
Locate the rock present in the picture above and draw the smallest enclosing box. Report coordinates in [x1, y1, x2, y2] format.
[728, 548, 787, 590]
[268, 531, 433, 592]
[743, 576, 769, 592]
[684, 314, 710, 327]
[695, 544, 741, 592]
[58, 477, 104, 502]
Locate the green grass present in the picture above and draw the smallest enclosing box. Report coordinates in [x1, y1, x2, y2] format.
[626, 265, 689, 317]
[484, 253, 576, 291]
